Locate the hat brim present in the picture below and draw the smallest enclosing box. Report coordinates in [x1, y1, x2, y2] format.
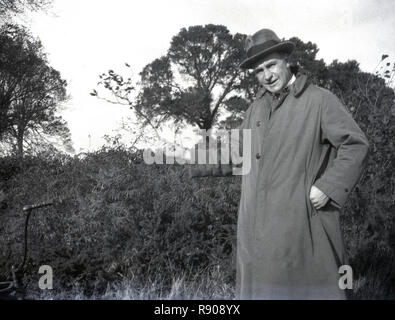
[239, 41, 295, 69]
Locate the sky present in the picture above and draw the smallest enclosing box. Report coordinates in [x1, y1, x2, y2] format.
[15, 0, 395, 153]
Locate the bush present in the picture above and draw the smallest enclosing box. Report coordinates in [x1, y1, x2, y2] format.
[0, 142, 394, 299]
[0, 147, 240, 296]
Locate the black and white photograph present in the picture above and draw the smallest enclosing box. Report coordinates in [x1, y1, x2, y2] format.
[0, 0, 394, 305]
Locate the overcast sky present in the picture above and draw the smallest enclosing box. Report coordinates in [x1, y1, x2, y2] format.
[18, 0, 395, 153]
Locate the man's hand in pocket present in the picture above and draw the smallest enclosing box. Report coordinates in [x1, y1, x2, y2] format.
[310, 185, 329, 210]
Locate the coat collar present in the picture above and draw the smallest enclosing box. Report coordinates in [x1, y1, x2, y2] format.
[256, 72, 310, 99]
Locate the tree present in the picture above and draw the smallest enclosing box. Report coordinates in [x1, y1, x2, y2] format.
[0, 0, 52, 19]
[94, 24, 250, 134]
[0, 23, 71, 157]
[287, 37, 328, 85]
[93, 27, 394, 174]
[94, 31, 336, 135]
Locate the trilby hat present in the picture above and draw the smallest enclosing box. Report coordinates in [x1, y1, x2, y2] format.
[239, 28, 295, 69]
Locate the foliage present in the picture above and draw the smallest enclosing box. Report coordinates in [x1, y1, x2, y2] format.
[0, 23, 72, 157]
[325, 58, 395, 271]
[93, 29, 346, 133]
[287, 36, 328, 85]
[0, 149, 240, 297]
[0, 0, 52, 19]
[0, 137, 394, 299]
[93, 24, 249, 132]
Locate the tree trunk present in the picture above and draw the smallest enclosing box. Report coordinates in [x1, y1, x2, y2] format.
[17, 129, 24, 159]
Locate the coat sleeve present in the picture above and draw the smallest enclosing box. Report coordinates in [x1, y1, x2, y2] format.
[189, 102, 253, 178]
[313, 91, 370, 208]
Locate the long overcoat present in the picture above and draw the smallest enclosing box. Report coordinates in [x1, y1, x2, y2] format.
[193, 73, 369, 299]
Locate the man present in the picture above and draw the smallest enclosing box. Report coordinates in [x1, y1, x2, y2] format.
[191, 28, 369, 299]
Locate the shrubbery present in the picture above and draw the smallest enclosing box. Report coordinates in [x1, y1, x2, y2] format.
[0, 148, 240, 297]
[0, 143, 394, 299]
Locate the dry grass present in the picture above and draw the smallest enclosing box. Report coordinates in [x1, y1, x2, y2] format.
[27, 266, 235, 300]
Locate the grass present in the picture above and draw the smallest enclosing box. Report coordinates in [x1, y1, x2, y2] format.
[26, 265, 235, 300]
[26, 251, 395, 300]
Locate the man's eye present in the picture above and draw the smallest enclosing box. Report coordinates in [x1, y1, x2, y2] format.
[254, 68, 263, 75]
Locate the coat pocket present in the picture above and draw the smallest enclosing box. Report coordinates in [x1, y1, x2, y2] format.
[306, 175, 318, 217]
[307, 144, 332, 217]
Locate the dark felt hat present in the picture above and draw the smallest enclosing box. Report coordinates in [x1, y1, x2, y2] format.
[239, 29, 295, 69]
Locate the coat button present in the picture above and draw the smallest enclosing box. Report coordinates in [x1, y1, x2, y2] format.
[345, 188, 349, 192]
[256, 121, 262, 127]
[256, 153, 261, 159]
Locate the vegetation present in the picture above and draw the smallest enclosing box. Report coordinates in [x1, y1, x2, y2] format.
[0, 133, 394, 299]
[93, 25, 248, 133]
[0, 23, 72, 157]
[0, 0, 52, 20]
[0, 149, 239, 298]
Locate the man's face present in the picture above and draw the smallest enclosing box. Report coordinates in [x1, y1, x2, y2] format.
[253, 52, 292, 93]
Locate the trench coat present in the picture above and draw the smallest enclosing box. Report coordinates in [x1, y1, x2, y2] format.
[192, 73, 369, 299]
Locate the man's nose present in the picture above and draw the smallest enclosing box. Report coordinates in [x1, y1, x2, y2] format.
[264, 69, 273, 82]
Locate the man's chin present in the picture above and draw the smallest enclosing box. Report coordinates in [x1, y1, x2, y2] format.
[266, 87, 282, 94]
[263, 82, 284, 94]
[266, 84, 286, 94]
